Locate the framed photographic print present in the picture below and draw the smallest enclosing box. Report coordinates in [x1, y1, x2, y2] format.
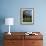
[20, 8, 34, 24]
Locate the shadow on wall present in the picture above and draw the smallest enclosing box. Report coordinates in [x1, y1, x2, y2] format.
[0, 16, 5, 46]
